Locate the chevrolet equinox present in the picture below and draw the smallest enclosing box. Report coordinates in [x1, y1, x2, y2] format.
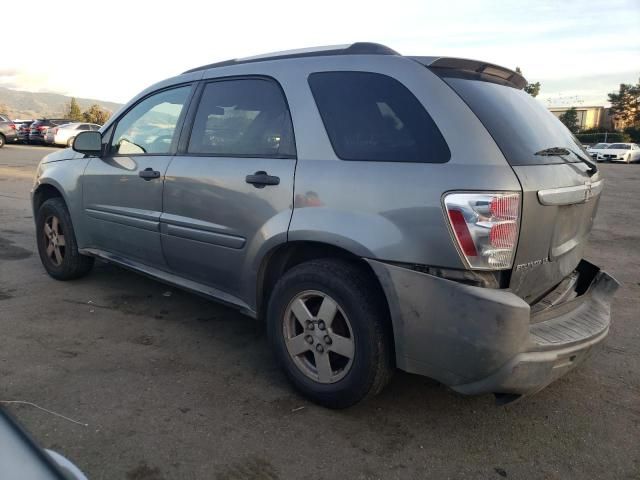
[32, 43, 618, 408]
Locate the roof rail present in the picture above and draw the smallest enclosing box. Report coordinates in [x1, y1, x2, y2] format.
[182, 42, 399, 74]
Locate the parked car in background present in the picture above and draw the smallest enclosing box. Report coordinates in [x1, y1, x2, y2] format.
[597, 143, 640, 163]
[587, 142, 610, 160]
[0, 114, 18, 148]
[32, 42, 618, 408]
[28, 119, 72, 144]
[17, 121, 34, 143]
[45, 122, 101, 147]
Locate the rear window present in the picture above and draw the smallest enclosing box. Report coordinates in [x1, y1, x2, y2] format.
[435, 71, 583, 166]
[308, 71, 450, 163]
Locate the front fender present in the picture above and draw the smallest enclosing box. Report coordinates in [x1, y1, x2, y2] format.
[33, 158, 90, 246]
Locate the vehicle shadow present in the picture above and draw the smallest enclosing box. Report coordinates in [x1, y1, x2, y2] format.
[83, 260, 525, 417]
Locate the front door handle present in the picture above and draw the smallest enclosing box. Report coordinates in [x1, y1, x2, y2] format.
[139, 168, 161, 181]
[245, 171, 280, 188]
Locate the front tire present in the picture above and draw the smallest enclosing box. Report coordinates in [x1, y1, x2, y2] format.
[267, 259, 394, 408]
[36, 197, 94, 280]
[0, 134, 5, 148]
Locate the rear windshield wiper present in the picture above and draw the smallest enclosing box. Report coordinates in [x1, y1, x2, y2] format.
[534, 147, 571, 156]
[534, 146, 597, 174]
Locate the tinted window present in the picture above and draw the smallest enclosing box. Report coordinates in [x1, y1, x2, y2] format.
[111, 86, 190, 155]
[308, 71, 449, 163]
[188, 79, 295, 157]
[437, 72, 585, 166]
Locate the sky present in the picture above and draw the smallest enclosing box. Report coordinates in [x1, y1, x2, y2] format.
[2, 0, 639, 107]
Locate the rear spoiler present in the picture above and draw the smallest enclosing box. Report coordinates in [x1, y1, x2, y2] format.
[410, 56, 527, 90]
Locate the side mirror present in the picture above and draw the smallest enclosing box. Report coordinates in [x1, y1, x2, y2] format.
[72, 131, 102, 156]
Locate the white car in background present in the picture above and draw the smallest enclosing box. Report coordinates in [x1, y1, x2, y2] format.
[597, 143, 640, 163]
[44, 122, 101, 147]
[587, 142, 610, 160]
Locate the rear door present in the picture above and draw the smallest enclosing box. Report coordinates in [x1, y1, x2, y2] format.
[82, 85, 192, 266]
[161, 77, 296, 301]
[435, 71, 603, 303]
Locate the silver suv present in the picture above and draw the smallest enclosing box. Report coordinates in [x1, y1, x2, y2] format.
[32, 43, 618, 408]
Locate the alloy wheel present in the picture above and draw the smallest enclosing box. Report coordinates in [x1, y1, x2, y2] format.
[283, 290, 355, 383]
[43, 215, 66, 266]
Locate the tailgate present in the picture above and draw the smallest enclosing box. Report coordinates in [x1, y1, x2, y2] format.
[510, 164, 602, 303]
[429, 62, 603, 302]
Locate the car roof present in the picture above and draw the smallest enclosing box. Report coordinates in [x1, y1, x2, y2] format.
[183, 42, 398, 73]
[182, 42, 526, 90]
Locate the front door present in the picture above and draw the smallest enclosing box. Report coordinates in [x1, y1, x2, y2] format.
[161, 78, 297, 302]
[83, 85, 192, 267]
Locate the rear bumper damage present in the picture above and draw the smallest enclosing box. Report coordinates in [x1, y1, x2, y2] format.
[367, 259, 619, 398]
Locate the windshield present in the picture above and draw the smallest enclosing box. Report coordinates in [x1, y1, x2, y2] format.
[607, 144, 630, 149]
[593, 143, 609, 149]
[435, 72, 583, 166]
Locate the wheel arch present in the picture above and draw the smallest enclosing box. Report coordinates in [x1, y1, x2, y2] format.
[256, 241, 395, 350]
[32, 182, 67, 216]
[33, 182, 67, 211]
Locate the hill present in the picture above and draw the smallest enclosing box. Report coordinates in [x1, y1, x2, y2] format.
[0, 86, 122, 120]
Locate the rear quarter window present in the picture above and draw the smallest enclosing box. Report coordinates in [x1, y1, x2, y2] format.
[308, 71, 450, 163]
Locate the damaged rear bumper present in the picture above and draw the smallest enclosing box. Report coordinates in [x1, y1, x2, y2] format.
[366, 259, 619, 398]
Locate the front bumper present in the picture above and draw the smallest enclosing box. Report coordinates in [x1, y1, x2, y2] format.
[367, 259, 619, 397]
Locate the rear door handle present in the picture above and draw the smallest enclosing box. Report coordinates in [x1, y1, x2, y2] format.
[139, 168, 161, 181]
[245, 171, 280, 188]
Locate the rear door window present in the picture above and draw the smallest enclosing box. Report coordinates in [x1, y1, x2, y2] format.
[187, 78, 295, 157]
[308, 71, 450, 163]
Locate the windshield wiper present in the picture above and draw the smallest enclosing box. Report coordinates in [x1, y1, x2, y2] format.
[534, 147, 571, 156]
[567, 147, 598, 174]
[534, 146, 597, 174]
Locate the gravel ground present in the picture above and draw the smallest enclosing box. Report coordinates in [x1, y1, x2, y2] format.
[0, 144, 638, 480]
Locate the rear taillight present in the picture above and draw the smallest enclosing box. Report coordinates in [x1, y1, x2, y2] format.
[443, 192, 521, 270]
[37, 126, 47, 131]
[9, 123, 16, 130]
[52, 128, 58, 134]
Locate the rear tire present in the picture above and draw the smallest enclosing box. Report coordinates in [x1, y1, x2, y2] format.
[67, 137, 75, 148]
[0, 134, 5, 148]
[36, 197, 94, 280]
[267, 259, 394, 408]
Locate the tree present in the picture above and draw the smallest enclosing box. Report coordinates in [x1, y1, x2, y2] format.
[559, 107, 579, 133]
[515, 67, 541, 97]
[82, 104, 111, 125]
[65, 97, 84, 121]
[608, 80, 640, 129]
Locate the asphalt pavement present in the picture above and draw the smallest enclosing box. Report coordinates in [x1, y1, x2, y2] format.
[0, 144, 638, 479]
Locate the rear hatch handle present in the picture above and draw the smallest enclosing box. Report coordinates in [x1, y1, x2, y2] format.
[538, 179, 604, 206]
